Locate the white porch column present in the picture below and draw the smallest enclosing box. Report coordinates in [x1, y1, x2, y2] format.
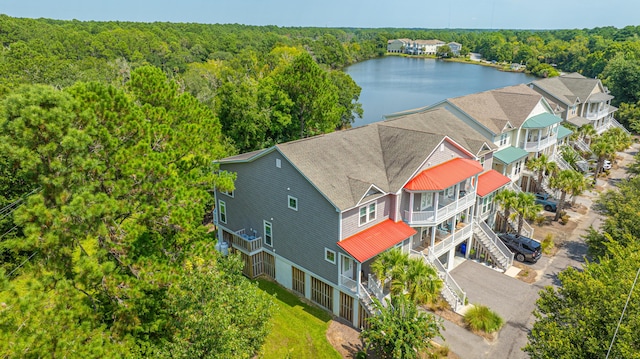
[430, 227, 436, 248]
[465, 227, 474, 259]
[409, 192, 414, 222]
[352, 292, 359, 328]
[332, 287, 340, 316]
[356, 262, 362, 296]
[446, 248, 455, 271]
[434, 192, 440, 222]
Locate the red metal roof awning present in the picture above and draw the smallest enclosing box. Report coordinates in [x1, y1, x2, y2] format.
[405, 158, 483, 191]
[338, 219, 417, 263]
[477, 170, 511, 197]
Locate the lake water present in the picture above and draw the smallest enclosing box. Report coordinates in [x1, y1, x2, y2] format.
[345, 56, 535, 127]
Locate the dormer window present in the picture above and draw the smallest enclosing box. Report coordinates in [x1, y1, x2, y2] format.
[499, 133, 509, 146]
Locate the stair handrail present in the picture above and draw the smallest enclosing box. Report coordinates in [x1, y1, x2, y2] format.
[552, 152, 573, 171]
[477, 220, 514, 268]
[358, 282, 380, 314]
[610, 117, 630, 134]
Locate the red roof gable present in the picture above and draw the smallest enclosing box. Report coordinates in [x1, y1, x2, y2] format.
[404, 158, 483, 191]
[477, 170, 511, 197]
[338, 219, 417, 263]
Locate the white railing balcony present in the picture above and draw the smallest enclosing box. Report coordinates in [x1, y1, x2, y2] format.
[339, 274, 357, 293]
[431, 222, 473, 257]
[403, 191, 475, 226]
[231, 229, 263, 254]
[585, 106, 611, 120]
[523, 133, 558, 152]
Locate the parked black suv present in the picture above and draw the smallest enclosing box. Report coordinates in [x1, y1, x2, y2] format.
[498, 233, 542, 263]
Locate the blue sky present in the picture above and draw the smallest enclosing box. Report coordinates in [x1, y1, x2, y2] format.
[2, 0, 638, 29]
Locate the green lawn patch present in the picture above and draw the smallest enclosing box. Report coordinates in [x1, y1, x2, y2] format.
[256, 279, 342, 359]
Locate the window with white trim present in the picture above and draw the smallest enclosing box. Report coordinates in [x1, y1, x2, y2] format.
[481, 193, 494, 214]
[445, 187, 455, 197]
[264, 220, 273, 246]
[325, 248, 336, 264]
[514, 160, 522, 175]
[479, 155, 485, 167]
[218, 200, 227, 224]
[276, 158, 281, 168]
[288, 195, 298, 211]
[359, 202, 376, 226]
[221, 190, 234, 197]
[499, 133, 509, 146]
[420, 193, 433, 210]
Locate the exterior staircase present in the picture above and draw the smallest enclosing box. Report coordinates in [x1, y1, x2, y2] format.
[540, 176, 558, 199]
[573, 138, 591, 153]
[472, 220, 514, 271]
[358, 282, 379, 314]
[608, 118, 630, 134]
[552, 152, 573, 171]
[410, 250, 466, 312]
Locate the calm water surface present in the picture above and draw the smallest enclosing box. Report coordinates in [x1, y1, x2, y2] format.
[345, 56, 535, 127]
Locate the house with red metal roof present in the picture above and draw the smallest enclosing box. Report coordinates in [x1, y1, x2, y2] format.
[214, 107, 515, 327]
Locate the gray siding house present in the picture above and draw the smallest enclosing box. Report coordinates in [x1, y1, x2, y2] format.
[530, 72, 626, 135]
[425, 84, 573, 191]
[216, 107, 515, 327]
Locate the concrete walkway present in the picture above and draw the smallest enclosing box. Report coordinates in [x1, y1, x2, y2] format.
[435, 142, 639, 359]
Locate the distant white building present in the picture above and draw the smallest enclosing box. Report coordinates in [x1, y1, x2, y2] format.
[447, 42, 462, 55]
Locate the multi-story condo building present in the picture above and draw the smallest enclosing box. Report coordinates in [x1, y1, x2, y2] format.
[530, 72, 622, 135]
[214, 107, 514, 328]
[424, 84, 573, 188]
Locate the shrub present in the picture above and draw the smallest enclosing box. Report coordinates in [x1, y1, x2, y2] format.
[428, 344, 451, 358]
[542, 234, 555, 254]
[425, 295, 451, 312]
[463, 304, 504, 333]
[560, 212, 570, 225]
[534, 214, 547, 226]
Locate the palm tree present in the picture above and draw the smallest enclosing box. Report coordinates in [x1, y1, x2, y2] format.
[525, 154, 557, 192]
[510, 192, 542, 235]
[560, 145, 581, 169]
[392, 257, 443, 305]
[495, 189, 518, 232]
[568, 171, 589, 206]
[590, 135, 616, 185]
[549, 169, 582, 221]
[605, 127, 632, 152]
[578, 124, 597, 146]
[371, 248, 408, 288]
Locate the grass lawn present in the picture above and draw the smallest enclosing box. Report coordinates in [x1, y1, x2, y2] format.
[256, 279, 342, 359]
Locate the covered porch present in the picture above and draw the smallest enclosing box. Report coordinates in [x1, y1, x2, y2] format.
[492, 145, 529, 182]
[337, 219, 416, 302]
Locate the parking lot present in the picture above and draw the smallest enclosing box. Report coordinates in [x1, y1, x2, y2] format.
[435, 142, 638, 359]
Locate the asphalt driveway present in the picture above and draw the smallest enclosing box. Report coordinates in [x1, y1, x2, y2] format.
[444, 260, 540, 359]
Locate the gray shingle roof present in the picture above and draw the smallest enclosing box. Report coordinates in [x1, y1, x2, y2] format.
[532, 72, 605, 106]
[446, 84, 544, 134]
[223, 108, 491, 211]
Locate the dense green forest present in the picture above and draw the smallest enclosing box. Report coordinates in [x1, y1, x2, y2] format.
[2, 14, 640, 357]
